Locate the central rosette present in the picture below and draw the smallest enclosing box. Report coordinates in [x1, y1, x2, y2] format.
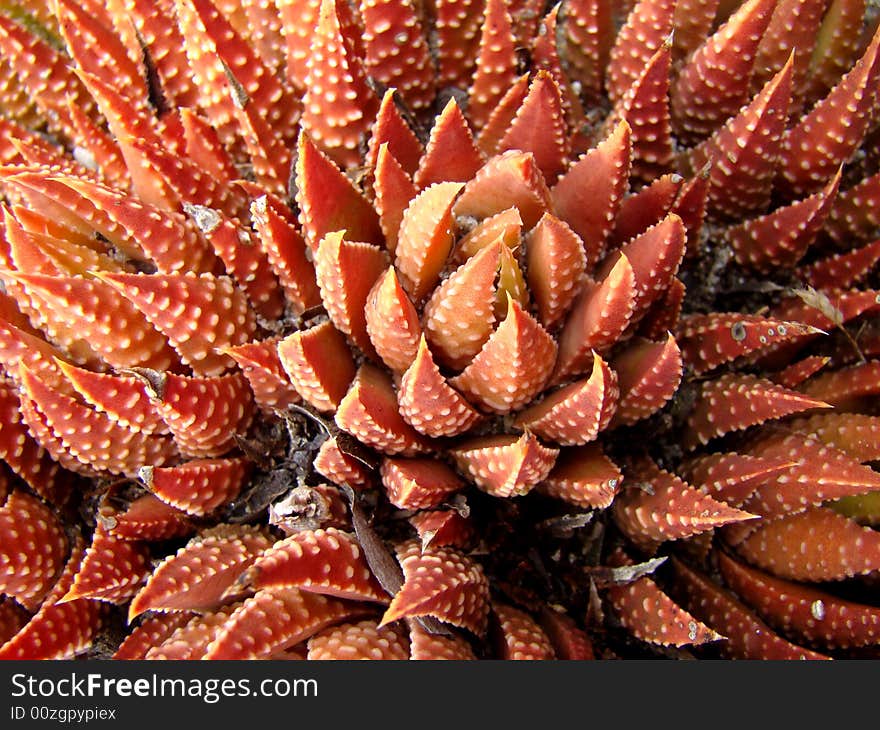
[276, 115, 687, 510]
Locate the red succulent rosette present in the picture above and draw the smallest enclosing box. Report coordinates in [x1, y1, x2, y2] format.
[0, 0, 879, 660]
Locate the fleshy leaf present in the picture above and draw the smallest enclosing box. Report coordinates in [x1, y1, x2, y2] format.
[128, 525, 271, 618]
[381, 541, 490, 636]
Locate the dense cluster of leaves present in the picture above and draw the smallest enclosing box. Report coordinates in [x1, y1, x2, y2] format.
[1, 0, 880, 659]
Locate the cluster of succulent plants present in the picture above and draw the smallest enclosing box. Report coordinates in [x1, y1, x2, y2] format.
[1, 0, 880, 660]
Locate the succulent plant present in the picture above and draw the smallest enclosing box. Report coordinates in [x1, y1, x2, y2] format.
[1, 0, 880, 660]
